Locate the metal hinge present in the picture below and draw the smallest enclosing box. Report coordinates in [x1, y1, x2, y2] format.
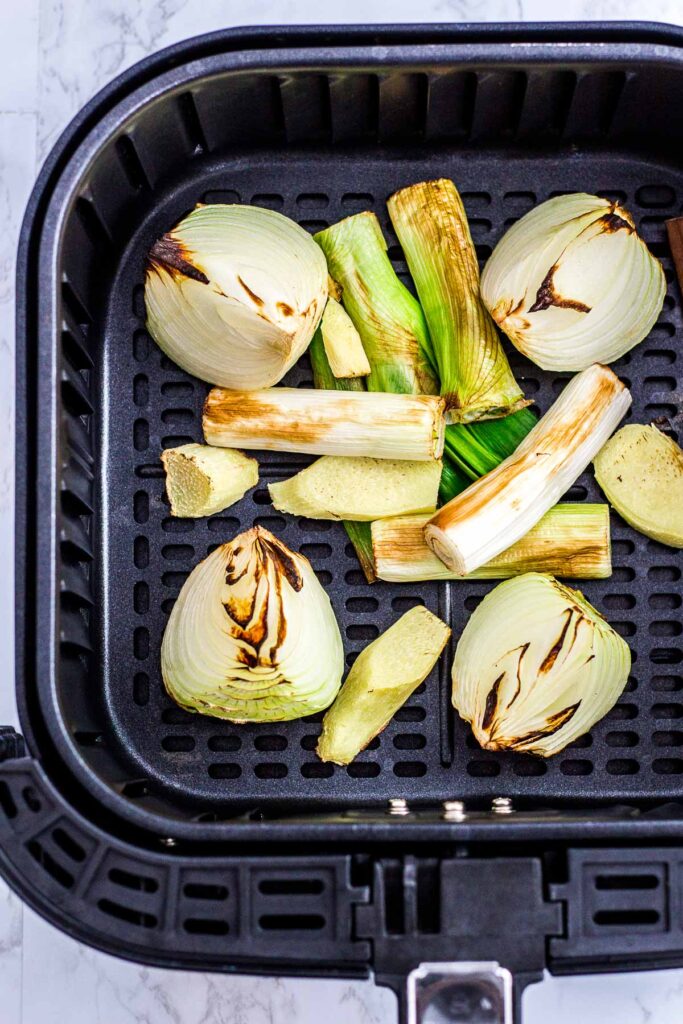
[407, 961, 513, 1024]
[356, 855, 563, 1023]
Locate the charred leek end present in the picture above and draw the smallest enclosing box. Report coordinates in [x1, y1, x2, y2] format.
[317, 607, 451, 764]
[145, 204, 327, 389]
[425, 364, 631, 576]
[320, 297, 371, 378]
[595, 423, 683, 547]
[481, 193, 666, 370]
[372, 505, 611, 583]
[269, 456, 441, 522]
[161, 444, 258, 517]
[309, 327, 365, 393]
[387, 179, 528, 423]
[452, 573, 631, 757]
[203, 387, 446, 461]
[161, 527, 344, 722]
[315, 213, 438, 395]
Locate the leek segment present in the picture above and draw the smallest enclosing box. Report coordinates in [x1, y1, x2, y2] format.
[425, 364, 631, 575]
[372, 504, 611, 582]
[315, 213, 438, 395]
[387, 179, 528, 423]
[314, 210, 532, 501]
[203, 387, 446, 461]
[452, 573, 631, 757]
[317, 607, 451, 765]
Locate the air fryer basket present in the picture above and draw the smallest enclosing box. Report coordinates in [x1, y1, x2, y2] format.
[7, 24, 683, 1023]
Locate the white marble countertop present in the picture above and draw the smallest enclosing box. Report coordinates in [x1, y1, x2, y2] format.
[2, 1, 683, 1021]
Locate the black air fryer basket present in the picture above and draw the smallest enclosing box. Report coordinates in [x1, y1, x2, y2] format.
[7, 22, 683, 1023]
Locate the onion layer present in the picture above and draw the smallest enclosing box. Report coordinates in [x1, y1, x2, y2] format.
[452, 573, 631, 757]
[161, 527, 344, 722]
[481, 193, 665, 370]
[145, 204, 328, 388]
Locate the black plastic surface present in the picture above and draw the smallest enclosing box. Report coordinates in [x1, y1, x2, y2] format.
[44, 68, 682, 827]
[92, 154, 683, 821]
[12, 20, 683, 828]
[550, 846, 683, 971]
[8, 21, 683, 1006]
[5, 755, 683, 1019]
[362, 857, 561, 1024]
[0, 759, 370, 972]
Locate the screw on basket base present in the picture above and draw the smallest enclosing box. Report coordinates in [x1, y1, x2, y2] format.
[491, 797, 514, 815]
[442, 800, 466, 822]
[387, 798, 410, 816]
[160, 837, 177, 847]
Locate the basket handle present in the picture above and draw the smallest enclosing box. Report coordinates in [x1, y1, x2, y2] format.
[391, 961, 530, 1024]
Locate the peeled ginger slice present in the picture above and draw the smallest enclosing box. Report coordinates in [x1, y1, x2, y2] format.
[268, 455, 442, 521]
[161, 443, 258, 517]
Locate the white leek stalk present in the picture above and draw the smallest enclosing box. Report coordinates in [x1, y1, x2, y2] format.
[594, 423, 683, 547]
[387, 179, 528, 422]
[452, 573, 631, 757]
[145, 204, 328, 388]
[320, 297, 371, 378]
[372, 504, 611, 582]
[269, 456, 441, 521]
[481, 193, 665, 370]
[203, 387, 445, 461]
[161, 527, 343, 722]
[317, 607, 450, 764]
[161, 444, 258, 517]
[425, 364, 630, 575]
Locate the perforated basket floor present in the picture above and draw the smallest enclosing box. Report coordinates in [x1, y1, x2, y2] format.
[23, 39, 682, 829]
[75, 152, 679, 818]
